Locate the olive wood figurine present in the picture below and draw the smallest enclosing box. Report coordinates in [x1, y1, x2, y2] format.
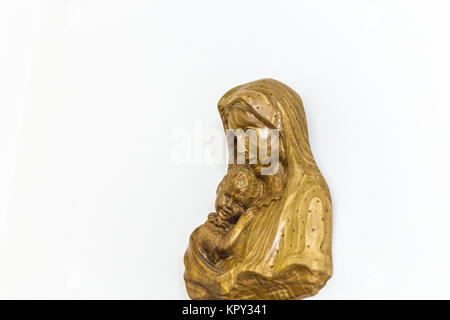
[184, 79, 332, 300]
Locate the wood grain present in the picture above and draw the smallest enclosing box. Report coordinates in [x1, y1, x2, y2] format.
[184, 79, 332, 300]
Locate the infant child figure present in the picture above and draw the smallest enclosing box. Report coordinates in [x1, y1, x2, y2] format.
[198, 165, 264, 264]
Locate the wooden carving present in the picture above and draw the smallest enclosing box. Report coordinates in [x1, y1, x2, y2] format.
[184, 79, 332, 300]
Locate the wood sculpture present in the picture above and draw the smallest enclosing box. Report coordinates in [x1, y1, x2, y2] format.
[184, 79, 332, 300]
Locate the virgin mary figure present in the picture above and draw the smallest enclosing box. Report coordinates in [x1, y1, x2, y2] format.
[184, 79, 332, 300]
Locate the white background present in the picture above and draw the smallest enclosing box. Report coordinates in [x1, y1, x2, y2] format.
[1, 0, 450, 299]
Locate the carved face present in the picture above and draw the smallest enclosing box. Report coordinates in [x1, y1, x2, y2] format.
[215, 166, 263, 223]
[215, 191, 246, 223]
[226, 104, 281, 170]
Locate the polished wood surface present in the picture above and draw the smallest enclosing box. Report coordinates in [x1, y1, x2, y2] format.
[184, 79, 332, 300]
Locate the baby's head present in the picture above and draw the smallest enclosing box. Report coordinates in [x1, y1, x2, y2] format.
[215, 165, 263, 223]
